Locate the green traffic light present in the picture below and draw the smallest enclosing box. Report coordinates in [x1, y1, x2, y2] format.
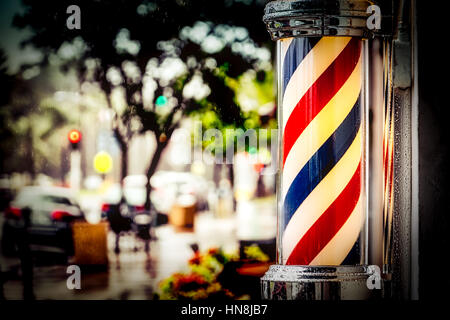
[156, 95, 167, 107]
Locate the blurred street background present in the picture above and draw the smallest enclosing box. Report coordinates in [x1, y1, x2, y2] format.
[0, 0, 277, 300]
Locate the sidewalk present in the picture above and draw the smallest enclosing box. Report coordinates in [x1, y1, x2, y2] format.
[0, 213, 242, 300]
[1, 225, 197, 299]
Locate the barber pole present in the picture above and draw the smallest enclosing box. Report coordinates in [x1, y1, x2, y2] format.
[261, 0, 394, 300]
[280, 37, 364, 265]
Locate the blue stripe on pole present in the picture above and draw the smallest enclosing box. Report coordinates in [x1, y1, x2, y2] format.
[283, 98, 361, 228]
[282, 37, 319, 97]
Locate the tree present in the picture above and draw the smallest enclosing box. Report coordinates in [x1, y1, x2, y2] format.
[0, 49, 14, 172]
[0, 54, 71, 178]
[12, 0, 274, 208]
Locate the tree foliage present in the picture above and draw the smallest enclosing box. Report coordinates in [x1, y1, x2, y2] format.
[8, 0, 275, 206]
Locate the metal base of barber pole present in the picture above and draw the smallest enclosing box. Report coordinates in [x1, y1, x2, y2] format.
[261, 265, 384, 300]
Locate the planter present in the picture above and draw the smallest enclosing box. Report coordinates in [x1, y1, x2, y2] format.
[72, 221, 108, 267]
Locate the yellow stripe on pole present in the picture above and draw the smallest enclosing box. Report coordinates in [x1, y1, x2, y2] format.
[282, 37, 351, 130]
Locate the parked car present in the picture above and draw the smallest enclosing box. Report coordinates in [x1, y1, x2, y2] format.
[1, 186, 84, 257]
[101, 173, 209, 219]
[100, 182, 147, 220]
[149, 171, 209, 213]
[0, 186, 14, 213]
[0, 176, 14, 212]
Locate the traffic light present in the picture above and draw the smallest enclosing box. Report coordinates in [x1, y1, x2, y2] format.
[155, 95, 167, 107]
[68, 129, 82, 149]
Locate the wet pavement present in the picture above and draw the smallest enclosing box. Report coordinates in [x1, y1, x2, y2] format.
[1, 225, 197, 300]
[0, 213, 240, 300]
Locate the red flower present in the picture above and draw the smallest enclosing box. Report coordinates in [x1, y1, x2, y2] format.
[174, 273, 208, 292]
[189, 252, 202, 265]
[207, 248, 219, 255]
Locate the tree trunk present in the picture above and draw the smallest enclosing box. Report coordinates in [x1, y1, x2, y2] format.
[213, 163, 222, 187]
[144, 141, 166, 210]
[226, 163, 236, 211]
[113, 127, 128, 187]
[256, 172, 266, 198]
[26, 127, 35, 180]
[120, 144, 128, 184]
[226, 163, 234, 189]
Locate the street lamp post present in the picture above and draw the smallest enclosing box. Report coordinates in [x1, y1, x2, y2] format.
[68, 129, 82, 192]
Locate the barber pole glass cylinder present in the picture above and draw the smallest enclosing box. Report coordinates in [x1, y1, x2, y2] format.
[279, 36, 366, 266]
[262, 0, 393, 300]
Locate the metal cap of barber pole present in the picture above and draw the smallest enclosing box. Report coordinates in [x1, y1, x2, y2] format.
[263, 0, 393, 40]
[261, 265, 385, 300]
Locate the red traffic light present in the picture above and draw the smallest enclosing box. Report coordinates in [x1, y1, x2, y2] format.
[68, 129, 81, 144]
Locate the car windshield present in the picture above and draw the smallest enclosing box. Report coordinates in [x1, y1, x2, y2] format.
[14, 188, 76, 207]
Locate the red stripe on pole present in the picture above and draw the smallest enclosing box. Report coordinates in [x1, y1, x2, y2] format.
[282, 38, 361, 166]
[286, 162, 361, 265]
